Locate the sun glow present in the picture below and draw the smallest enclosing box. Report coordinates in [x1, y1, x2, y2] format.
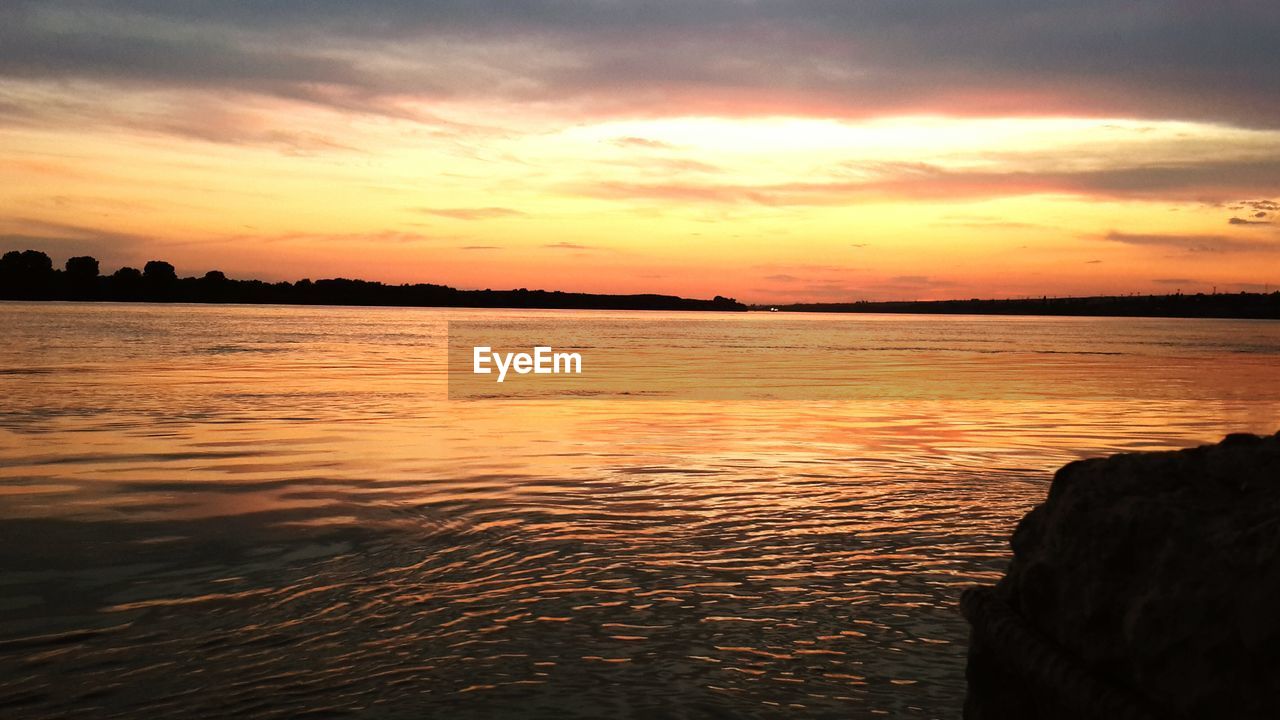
[2, 101, 1278, 304]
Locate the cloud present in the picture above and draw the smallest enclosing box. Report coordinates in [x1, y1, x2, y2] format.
[763, 274, 801, 282]
[933, 215, 1043, 230]
[0, 80, 376, 152]
[1229, 216, 1271, 226]
[0, 217, 163, 270]
[459, 245, 501, 250]
[544, 241, 594, 250]
[847, 274, 959, 300]
[1239, 200, 1280, 212]
[0, 232, 133, 263]
[3, 1, 1279, 129]
[612, 136, 676, 150]
[573, 157, 1280, 206]
[887, 275, 956, 287]
[574, 181, 776, 205]
[243, 229, 437, 246]
[1104, 231, 1280, 253]
[752, 280, 865, 301]
[419, 207, 526, 220]
[1085, 259, 1102, 264]
[1153, 277, 1198, 285]
[613, 156, 722, 175]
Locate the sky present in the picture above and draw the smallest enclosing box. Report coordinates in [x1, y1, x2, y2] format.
[1, 1, 1279, 303]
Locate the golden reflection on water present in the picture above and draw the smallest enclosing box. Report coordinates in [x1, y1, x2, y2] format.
[0, 303, 1277, 719]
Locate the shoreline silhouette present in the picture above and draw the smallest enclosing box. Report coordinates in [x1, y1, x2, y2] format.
[759, 293, 1280, 319]
[4, 247, 1277, 318]
[0, 249, 746, 312]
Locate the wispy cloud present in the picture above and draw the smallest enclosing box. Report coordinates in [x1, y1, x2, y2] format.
[1104, 231, 1280, 253]
[0, 217, 170, 271]
[419, 207, 526, 220]
[612, 136, 676, 150]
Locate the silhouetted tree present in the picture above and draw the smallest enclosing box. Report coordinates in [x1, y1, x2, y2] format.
[0, 245, 746, 313]
[195, 270, 229, 302]
[0, 249, 55, 298]
[0, 250, 21, 285]
[66, 256, 99, 278]
[0, 251, 20, 297]
[143, 260, 176, 283]
[19, 249, 53, 276]
[110, 266, 144, 300]
[142, 260, 177, 300]
[65, 256, 100, 299]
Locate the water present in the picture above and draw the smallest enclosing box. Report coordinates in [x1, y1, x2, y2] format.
[1, 303, 1277, 719]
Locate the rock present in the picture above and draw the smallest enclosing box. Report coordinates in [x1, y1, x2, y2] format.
[963, 431, 1280, 719]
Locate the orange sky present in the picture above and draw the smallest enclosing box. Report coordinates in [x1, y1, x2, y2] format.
[2, 2, 1278, 302]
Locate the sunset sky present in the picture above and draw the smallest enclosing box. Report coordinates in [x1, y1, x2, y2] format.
[2, 1, 1279, 302]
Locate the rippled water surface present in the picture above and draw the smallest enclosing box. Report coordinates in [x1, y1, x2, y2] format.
[1, 303, 1278, 719]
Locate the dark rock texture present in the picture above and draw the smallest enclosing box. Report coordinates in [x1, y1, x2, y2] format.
[964, 431, 1280, 719]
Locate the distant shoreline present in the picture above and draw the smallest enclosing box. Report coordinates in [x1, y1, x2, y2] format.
[7, 293, 1277, 321]
[4, 247, 1277, 318]
[0, 248, 746, 313]
[753, 293, 1280, 320]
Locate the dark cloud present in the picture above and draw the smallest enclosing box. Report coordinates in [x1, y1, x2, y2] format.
[1153, 277, 1198, 285]
[1229, 216, 1271, 225]
[1104, 231, 1280, 253]
[574, 157, 1280, 205]
[1233, 199, 1280, 213]
[459, 245, 501, 250]
[888, 275, 955, 286]
[544, 241, 594, 250]
[3, 1, 1279, 127]
[420, 207, 526, 220]
[1085, 259, 1102, 264]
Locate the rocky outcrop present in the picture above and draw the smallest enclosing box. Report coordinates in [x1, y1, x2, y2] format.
[963, 431, 1280, 719]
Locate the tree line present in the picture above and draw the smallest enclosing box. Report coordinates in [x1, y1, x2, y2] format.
[0, 249, 746, 312]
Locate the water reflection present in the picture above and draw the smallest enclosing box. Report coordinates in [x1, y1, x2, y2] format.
[0, 303, 1277, 718]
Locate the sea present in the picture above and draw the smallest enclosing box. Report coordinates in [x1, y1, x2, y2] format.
[1, 302, 1277, 719]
